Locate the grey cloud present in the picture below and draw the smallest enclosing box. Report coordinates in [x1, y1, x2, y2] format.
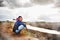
[2, 0, 33, 8]
[54, 0, 60, 7]
[0, 0, 60, 8]
[31, 0, 54, 5]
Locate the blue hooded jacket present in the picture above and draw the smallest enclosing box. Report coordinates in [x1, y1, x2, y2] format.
[13, 20, 26, 33]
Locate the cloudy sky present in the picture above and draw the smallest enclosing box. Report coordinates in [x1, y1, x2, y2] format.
[0, 0, 60, 22]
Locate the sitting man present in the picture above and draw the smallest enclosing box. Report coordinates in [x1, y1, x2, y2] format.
[13, 16, 28, 34]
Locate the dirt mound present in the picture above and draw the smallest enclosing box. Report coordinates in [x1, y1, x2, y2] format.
[0, 22, 39, 40]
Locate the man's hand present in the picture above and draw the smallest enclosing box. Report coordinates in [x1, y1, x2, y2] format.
[26, 27, 28, 32]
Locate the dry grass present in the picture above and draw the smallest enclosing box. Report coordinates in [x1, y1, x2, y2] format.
[0, 22, 39, 40]
[0, 21, 59, 40]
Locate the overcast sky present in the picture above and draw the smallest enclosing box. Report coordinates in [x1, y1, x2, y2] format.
[0, 0, 60, 22]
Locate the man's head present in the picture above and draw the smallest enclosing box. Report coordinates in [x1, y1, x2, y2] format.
[17, 16, 23, 21]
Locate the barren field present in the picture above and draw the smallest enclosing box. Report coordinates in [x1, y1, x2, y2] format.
[0, 21, 60, 40]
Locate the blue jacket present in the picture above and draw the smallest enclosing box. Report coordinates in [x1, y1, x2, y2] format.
[13, 20, 26, 32]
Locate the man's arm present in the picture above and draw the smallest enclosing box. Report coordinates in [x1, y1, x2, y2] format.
[23, 23, 28, 31]
[26, 27, 28, 32]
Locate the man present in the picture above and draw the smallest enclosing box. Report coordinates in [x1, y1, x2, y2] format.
[13, 16, 28, 34]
